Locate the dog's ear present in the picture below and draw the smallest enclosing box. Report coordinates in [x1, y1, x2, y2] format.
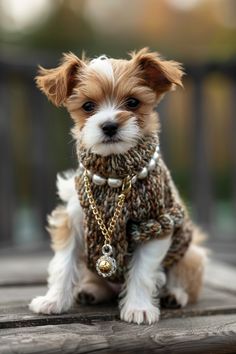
[36, 53, 85, 107]
[131, 47, 184, 96]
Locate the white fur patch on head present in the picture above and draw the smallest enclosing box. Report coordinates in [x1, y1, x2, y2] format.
[81, 104, 141, 156]
[89, 55, 114, 81]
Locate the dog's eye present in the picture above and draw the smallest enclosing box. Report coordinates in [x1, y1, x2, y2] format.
[82, 101, 96, 113]
[125, 98, 140, 110]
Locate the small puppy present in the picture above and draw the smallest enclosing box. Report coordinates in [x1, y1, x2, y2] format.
[29, 48, 206, 324]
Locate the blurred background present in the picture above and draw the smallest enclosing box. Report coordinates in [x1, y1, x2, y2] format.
[0, 0, 235, 263]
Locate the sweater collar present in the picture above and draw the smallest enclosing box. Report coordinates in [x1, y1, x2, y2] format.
[77, 134, 159, 179]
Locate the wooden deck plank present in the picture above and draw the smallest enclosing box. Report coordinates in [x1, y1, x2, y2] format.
[0, 286, 46, 304]
[1, 253, 236, 353]
[1, 314, 236, 354]
[1, 285, 236, 329]
[0, 252, 50, 286]
[205, 259, 236, 294]
[1, 250, 236, 292]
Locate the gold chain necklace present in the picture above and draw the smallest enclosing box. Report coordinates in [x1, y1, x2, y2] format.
[83, 170, 132, 277]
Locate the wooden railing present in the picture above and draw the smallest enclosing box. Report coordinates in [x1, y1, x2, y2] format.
[0, 53, 235, 247]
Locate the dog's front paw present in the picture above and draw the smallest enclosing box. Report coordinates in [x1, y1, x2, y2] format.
[29, 295, 70, 315]
[120, 303, 160, 325]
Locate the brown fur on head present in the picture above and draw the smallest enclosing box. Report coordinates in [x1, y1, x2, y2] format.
[36, 48, 184, 156]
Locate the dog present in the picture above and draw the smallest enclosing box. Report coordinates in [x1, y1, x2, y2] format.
[29, 48, 206, 324]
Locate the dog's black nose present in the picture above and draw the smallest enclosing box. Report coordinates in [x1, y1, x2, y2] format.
[101, 122, 118, 137]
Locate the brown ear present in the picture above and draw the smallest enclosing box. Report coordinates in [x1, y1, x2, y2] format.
[131, 47, 184, 95]
[36, 53, 84, 107]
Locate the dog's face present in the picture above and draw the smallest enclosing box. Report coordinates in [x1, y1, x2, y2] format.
[36, 48, 183, 156]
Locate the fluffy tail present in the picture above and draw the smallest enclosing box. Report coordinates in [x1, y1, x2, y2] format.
[56, 170, 76, 202]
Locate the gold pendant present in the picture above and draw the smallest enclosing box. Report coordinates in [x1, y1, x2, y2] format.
[96, 244, 117, 278]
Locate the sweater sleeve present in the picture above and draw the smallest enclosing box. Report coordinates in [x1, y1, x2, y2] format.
[128, 203, 185, 243]
[127, 159, 186, 244]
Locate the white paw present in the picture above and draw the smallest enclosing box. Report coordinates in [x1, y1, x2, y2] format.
[120, 303, 160, 325]
[171, 287, 189, 307]
[29, 295, 70, 315]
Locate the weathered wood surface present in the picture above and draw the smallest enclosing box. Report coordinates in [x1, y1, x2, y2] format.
[205, 259, 236, 294]
[1, 253, 236, 353]
[1, 314, 236, 354]
[0, 251, 50, 286]
[1, 250, 236, 289]
[1, 286, 236, 329]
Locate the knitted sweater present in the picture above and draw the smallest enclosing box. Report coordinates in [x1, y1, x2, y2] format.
[75, 134, 192, 282]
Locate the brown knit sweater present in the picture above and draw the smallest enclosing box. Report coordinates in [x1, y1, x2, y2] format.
[75, 134, 192, 282]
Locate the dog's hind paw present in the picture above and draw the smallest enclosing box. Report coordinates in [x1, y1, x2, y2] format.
[76, 281, 114, 305]
[171, 287, 188, 307]
[77, 291, 96, 305]
[120, 303, 160, 325]
[161, 287, 188, 309]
